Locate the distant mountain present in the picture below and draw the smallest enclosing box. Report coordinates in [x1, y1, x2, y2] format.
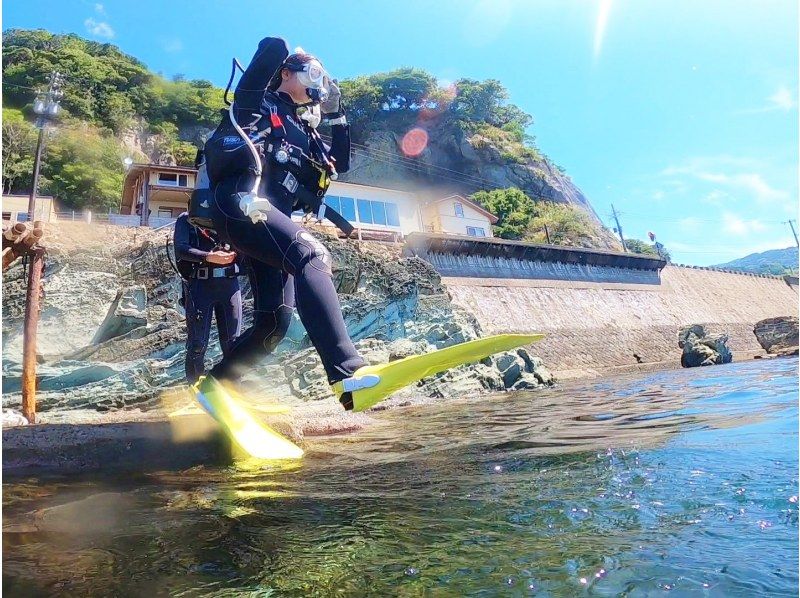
[713, 246, 798, 275]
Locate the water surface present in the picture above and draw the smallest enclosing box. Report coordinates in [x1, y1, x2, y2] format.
[4, 358, 798, 596]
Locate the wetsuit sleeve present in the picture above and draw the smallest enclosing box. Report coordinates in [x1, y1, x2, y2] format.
[328, 123, 351, 173]
[235, 38, 290, 112]
[174, 215, 209, 263]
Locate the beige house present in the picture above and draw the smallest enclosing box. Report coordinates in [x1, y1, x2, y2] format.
[1, 194, 57, 223]
[119, 163, 498, 239]
[120, 163, 197, 227]
[421, 195, 498, 238]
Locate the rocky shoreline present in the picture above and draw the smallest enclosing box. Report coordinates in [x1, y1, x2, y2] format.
[2, 222, 552, 432]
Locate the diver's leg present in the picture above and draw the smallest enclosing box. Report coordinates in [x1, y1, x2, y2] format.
[210, 263, 294, 380]
[184, 279, 214, 383]
[211, 182, 364, 383]
[213, 278, 242, 357]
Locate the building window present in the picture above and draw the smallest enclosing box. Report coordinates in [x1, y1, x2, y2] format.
[454, 202, 465, 218]
[466, 226, 485, 237]
[371, 201, 387, 225]
[157, 173, 189, 187]
[357, 199, 373, 224]
[339, 196, 356, 222]
[158, 173, 177, 186]
[385, 202, 400, 227]
[325, 195, 341, 214]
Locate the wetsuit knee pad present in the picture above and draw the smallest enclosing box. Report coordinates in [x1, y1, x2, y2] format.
[285, 231, 332, 277]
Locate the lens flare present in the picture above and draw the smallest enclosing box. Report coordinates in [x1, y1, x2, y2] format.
[401, 128, 429, 157]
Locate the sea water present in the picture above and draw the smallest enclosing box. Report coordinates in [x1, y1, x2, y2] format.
[3, 358, 798, 596]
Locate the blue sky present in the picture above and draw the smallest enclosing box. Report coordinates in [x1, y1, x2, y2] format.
[4, 0, 798, 265]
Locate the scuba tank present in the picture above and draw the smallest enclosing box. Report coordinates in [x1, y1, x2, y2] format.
[188, 148, 215, 229]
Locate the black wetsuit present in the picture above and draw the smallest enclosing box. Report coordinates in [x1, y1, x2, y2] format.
[207, 91, 365, 384]
[174, 213, 243, 383]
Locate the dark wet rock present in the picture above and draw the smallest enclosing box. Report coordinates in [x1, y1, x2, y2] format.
[678, 324, 733, 367]
[753, 316, 799, 357]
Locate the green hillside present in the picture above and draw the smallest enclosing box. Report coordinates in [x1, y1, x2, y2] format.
[714, 246, 798, 276]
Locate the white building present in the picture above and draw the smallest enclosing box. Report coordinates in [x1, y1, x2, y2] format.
[120, 163, 498, 239]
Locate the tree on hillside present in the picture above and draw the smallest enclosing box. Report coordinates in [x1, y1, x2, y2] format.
[2, 29, 224, 137]
[2, 108, 38, 194]
[624, 238, 671, 261]
[526, 202, 597, 246]
[470, 187, 536, 239]
[40, 124, 131, 210]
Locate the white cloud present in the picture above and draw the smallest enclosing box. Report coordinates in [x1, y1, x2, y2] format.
[736, 85, 796, 114]
[768, 86, 796, 110]
[662, 157, 789, 205]
[94, 3, 106, 15]
[84, 18, 114, 38]
[721, 211, 767, 236]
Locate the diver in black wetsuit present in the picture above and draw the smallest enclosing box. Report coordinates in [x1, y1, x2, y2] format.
[199, 38, 366, 407]
[173, 212, 243, 383]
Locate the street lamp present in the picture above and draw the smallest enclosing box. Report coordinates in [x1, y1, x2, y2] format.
[123, 157, 134, 171]
[28, 71, 64, 222]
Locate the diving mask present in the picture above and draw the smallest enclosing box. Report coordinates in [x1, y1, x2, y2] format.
[284, 56, 329, 104]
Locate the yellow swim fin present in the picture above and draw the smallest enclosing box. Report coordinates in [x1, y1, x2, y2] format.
[332, 333, 544, 412]
[194, 376, 304, 460]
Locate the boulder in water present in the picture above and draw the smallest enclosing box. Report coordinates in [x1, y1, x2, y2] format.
[678, 324, 732, 367]
[753, 316, 799, 357]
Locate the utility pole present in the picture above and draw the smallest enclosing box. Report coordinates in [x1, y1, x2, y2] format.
[611, 203, 627, 252]
[28, 71, 64, 221]
[783, 219, 799, 248]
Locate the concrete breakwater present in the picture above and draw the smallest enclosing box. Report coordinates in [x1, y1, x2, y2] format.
[444, 265, 798, 376]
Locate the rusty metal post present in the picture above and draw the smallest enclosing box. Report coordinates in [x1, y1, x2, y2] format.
[21, 248, 45, 424]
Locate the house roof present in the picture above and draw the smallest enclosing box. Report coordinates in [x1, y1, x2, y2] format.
[426, 195, 499, 224]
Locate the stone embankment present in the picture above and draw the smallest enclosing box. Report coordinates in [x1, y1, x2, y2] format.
[445, 265, 798, 378]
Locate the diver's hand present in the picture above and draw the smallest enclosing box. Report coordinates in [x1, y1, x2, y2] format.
[321, 77, 342, 117]
[205, 250, 236, 265]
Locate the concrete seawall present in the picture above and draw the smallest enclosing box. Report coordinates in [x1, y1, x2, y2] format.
[445, 265, 798, 377]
